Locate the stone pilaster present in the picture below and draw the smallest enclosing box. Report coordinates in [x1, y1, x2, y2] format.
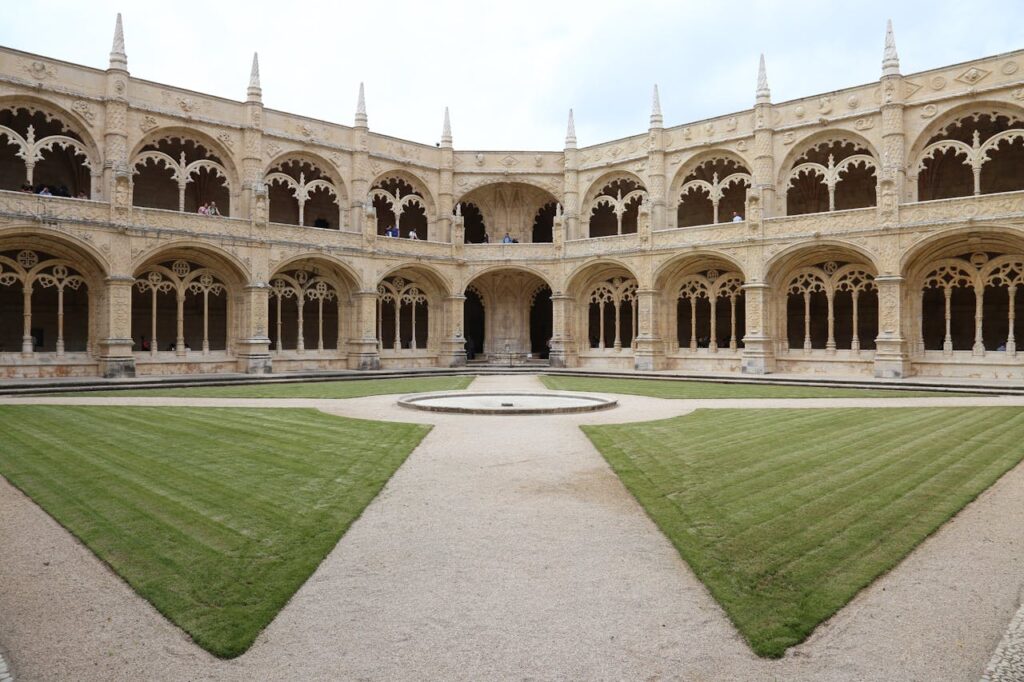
[647, 86, 667, 230]
[741, 282, 775, 374]
[549, 293, 577, 367]
[873, 275, 911, 378]
[439, 294, 467, 367]
[242, 53, 264, 222]
[104, 16, 130, 209]
[438, 108, 454, 243]
[235, 283, 272, 374]
[97, 275, 136, 377]
[348, 290, 381, 370]
[563, 110, 580, 240]
[633, 288, 664, 370]
[753, 55, 776, 218]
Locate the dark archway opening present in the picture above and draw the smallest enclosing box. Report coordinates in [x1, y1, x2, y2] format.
[463, 288, 485, 359]
[530, 286, 552, 358]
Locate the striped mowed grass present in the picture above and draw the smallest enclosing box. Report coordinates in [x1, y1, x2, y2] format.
[0, 405, 430, 658]
[583, 406, 1024, 658]
[61, 375, 473, 398]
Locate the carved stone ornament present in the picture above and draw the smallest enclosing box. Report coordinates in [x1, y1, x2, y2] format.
[22, 60, 56, 80]
[955, 67, 990, 85]
[854, 117, 875, 131]
[921, 104, 938, 119]
[216, 132, 235, 149]
[139, 115, 159, 132]
[71, 100, 96, 126]
[1002, 61, 1019, 75]
[846, 95, 860, 110]
[930, 76, 947, 91]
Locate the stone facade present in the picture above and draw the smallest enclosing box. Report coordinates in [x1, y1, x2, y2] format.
[2, 17, 1024, 380]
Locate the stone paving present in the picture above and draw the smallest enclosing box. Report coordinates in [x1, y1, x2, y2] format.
[1, 375, 1023, 680]
[984, 600, 1024, 682]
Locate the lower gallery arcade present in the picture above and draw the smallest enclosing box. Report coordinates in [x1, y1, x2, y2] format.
[3, 226, 1024, 381]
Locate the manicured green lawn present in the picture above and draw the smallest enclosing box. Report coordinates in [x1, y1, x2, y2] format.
[65, 375, 473, 398]
[583, 407, 1024, 658]
[0, 405, 430, 658]
[541, 375, 962, 398]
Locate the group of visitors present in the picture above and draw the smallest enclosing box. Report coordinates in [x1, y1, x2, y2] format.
[197, 202, 221, 216]
[383, 225, 419, 239]
[20, 184, 87, 199]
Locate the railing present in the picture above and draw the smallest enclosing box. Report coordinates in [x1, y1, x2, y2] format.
[4, 188, 1024, 264]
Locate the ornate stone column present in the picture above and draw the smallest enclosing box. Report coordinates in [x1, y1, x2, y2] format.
[741, 282, 775, 374]
[563, 110, 580, 240]
[879, 20, 908, 205]
[549, 292, 577, 367]
[348, 289, 381, 370]
[104, 15, 131, 212]
[438, 108, 454, 243]
[439, 293, 467, 367]
[647, 86, 667, 230]
[235, 283, 272, 374]
[242, 53, 264, 222]
[351, 83, 372, 239]
[97, 274, 136, 377]
[873, 274, 911, 378]
[753, 55, 777, 218]
[633, 288, 664, 371]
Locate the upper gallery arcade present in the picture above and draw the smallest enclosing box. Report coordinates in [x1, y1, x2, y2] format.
[2, 15, 1024, 382]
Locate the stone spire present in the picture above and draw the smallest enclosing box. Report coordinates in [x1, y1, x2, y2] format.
[882, 19, 900, 77]
[247, 52, 261, 102]
[650, 84, 663, 127]
[355, 82, 367, 128]
[109, 13, 127, 71]
[441, 107, 452, 147]
[565, 108, 577, 149]
[756, 54, 770, 103]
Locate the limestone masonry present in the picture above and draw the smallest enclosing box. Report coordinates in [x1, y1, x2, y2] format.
[2, 16, 1024, 381]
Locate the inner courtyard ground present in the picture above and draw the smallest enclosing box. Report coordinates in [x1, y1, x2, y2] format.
[0, 374, 1022, 680]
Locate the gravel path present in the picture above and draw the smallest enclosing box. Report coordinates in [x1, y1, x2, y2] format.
[1, 375, 1022, 681]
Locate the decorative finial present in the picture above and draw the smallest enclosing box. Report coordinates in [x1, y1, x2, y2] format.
[650, 84, 663, 127]
[565, 108, 577, 148]
[247, 52, 261, 102]
[756, 53, 770, 104]
[441, 107, 452, 147]
[882, 19, 900, 77]
[109, 13, 127, 71]
[355, 82, 367, 127]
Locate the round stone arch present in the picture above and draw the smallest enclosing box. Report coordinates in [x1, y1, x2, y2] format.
[375, 262, 452, 354]
[654, 250, 749, 353]
[462, 265, 554, 357]
[0, 227, 111, 357]
[267, 254, 361, 354]
[906, 99, 1024, 175]
[581, 170, 647, 211]
[899, 225, 1024, 355]
[669, 149, 755, 228]
[454, 182, 560, 243]
[462, 262, 553, 294]
[130, 127, 240, 216]
[263, 149, 348, 194]
[370, 169, 437, 215]
[906, 101, 1024, 201]
[766, 240, 881, 353]
[131, 241, 251, 357]
[454, 176, 562, 205]
[0, 96, 102, 197]
[565, 259, 643, 353]
[130, 126, 240, 185]
[777, 129, 881, 186]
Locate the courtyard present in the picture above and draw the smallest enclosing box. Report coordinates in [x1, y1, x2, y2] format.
[1, 373, 1022, 680]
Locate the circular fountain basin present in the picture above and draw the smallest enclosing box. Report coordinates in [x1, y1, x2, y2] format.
[397, 391, 617, 415]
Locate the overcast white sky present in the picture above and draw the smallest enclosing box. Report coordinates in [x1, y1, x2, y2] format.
[3, 1, 1022, 150]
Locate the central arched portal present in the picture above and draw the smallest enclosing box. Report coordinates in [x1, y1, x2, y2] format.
[464, 269, 552, 362]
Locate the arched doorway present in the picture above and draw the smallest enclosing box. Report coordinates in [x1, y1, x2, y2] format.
[463, 269, 552, 362]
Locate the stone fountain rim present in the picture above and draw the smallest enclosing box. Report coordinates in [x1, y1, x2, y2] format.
[396, 390, 618, 415]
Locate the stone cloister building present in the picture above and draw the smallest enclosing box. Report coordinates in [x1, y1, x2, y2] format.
[2, 17, 1024, 380]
